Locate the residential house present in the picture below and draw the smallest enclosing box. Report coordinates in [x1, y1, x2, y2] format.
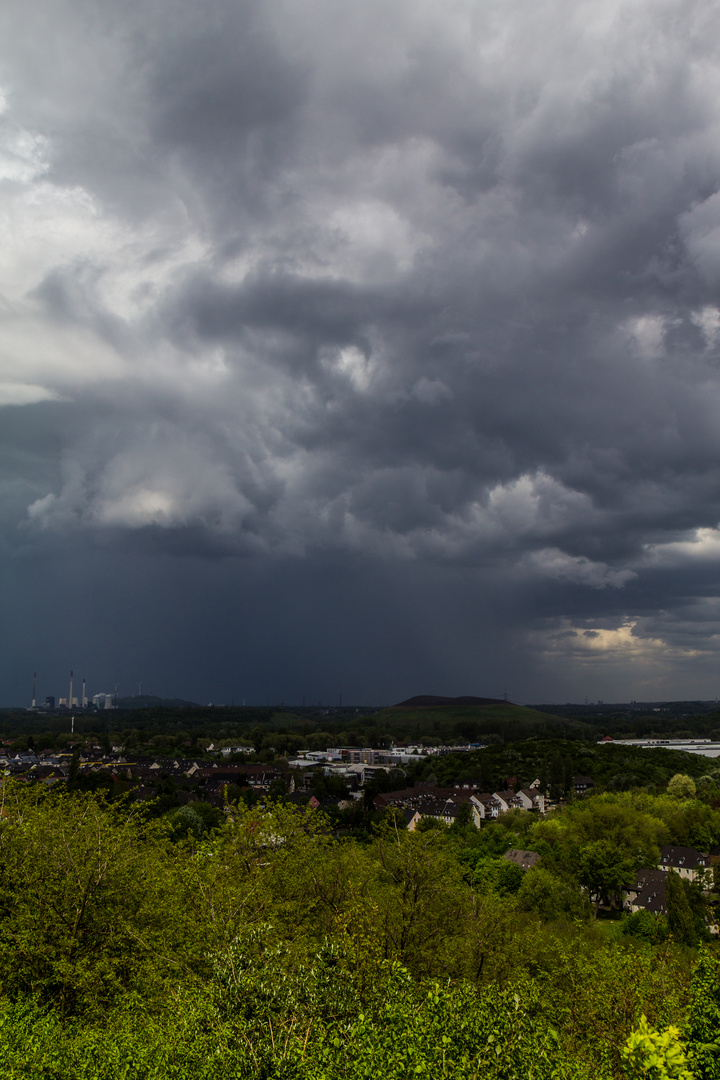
[492, 790, 516, 813]
[626, 868, 668, 915]
[658, 845, 711, 884]
[503, 849, 541, 871]
[469, 794, 499, 824]
[513, 788, 546, 813]
[572, 775, 594, 796]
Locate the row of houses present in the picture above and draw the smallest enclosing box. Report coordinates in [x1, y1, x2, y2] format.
[373, 774, 599, 828]
[374, 781, 549, 826]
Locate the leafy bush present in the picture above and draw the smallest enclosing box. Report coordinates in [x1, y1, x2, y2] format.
[621, 1015, 693, 1080]
[621, 910, 666, 944]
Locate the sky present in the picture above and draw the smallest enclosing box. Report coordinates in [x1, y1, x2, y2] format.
[3, 0, 720, 708]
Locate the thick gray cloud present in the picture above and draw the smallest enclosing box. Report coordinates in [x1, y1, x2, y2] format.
[3, 0, 720, 705]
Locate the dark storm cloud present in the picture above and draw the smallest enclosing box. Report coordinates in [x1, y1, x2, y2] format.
[4, 0, 720, 703]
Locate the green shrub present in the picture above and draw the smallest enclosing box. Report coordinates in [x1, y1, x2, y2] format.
[622, 1015, 693, 1080]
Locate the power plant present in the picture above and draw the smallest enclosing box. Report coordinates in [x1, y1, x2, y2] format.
[27, 671, 116, 713]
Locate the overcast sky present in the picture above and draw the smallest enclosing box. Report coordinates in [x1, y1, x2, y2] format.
[3, 0, 720, 707]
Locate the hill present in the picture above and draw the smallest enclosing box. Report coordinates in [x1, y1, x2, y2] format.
[394, 695, 509, 707]
[373, 700, 594, 743]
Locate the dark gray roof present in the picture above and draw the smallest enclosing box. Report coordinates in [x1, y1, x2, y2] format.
[421, 800, 460, 819]
[504, 849, 541, 870]
[659, 845, 709, 869]
[629, 868, 667, 914]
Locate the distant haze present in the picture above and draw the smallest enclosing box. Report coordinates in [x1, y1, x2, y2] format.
[3, 1, 720, 705]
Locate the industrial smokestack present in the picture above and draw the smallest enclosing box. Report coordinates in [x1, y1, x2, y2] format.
[82, 677, 87, 708]
[32, 671, 36, 709]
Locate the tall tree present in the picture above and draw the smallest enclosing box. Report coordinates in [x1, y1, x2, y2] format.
[666, 870, 696, 946]
[576, 840, 635, 913]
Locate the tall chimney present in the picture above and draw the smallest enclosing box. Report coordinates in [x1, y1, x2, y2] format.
[82, 677, 86, 708]
[32, 671, 36, 709]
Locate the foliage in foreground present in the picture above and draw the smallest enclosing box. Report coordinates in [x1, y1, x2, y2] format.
[0, 783, 718, 1079]
[1, 945, 718, 1080]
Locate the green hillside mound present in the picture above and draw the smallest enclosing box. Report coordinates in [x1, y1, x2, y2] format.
[395, 695, 509, 707]
[373, 701, 593, 742]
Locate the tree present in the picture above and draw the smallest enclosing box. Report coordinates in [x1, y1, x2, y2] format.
[267, 776, 289, 800]
[621, 910, 665, 944]
[66, 748, 81, 791]
[0, 783, 199, 1015]
[309, 770, 349, 801]
[563, 757, 574, 800]
[562, 796, 667, 866]
[516, 867, 589, 921]
[471, 857, 524, 897]
[549, 752, 564, 803]
[663, 800, 720, 851]
[577, 839, 636, 913]
[167, 804, 205, 841]
[666, 870, 696, 946]
[449, 800, 474, 832]
[667, 774, 696, 799]
[370, 821, 472, 977]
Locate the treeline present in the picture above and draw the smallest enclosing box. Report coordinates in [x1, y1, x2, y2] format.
[2, 706, 400, 758]
[4, 699, 720, 759]
[538, 701, 720, 739]
[0, 781, 719, 1078]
